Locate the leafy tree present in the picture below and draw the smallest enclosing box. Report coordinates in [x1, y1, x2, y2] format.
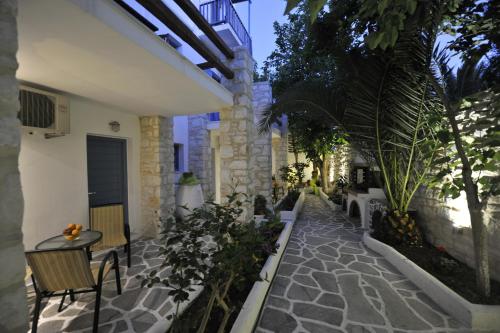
[430, 53, 499, 298]
[260, 79, 346, 193]
[140, 192, 280, 332]
[262, 6, 335, 97]
[285, 0, 499, 298]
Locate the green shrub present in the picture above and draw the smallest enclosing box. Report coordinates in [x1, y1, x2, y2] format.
[179, 172, 200, 185]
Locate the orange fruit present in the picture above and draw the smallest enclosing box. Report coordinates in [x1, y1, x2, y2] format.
[76, 224, 83, 231]
[67, 223, 76, 229]
[71, 229, 80, 236]
[64, 235, 75, 241]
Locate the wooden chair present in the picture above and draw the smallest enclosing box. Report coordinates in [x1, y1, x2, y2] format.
[25, 248, 121, 333]
[89, 204, 131, 267]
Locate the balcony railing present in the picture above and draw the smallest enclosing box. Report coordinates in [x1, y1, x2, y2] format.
[199, 0, 252, 54]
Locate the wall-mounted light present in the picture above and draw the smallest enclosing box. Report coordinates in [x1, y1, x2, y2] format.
[109, 121, 120, 132]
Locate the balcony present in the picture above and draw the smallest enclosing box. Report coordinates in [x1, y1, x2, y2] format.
[200, 0, 252, 54]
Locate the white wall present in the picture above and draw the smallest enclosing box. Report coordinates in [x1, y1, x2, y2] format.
[20, 96, 142, 250]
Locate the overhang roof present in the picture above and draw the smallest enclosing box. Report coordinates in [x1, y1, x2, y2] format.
[17, 0, 234, 116]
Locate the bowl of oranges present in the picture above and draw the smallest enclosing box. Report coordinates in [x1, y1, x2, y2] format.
[63, 224, 83, 241]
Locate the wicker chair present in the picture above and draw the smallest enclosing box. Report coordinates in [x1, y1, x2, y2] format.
[89, 204, 131, 267]
[26, 248, 121, 333]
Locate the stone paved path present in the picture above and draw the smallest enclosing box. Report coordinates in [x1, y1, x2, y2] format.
[256, 194, 469, 333]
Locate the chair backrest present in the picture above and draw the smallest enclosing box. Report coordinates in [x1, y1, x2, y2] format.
[90, 204, 126, 250]
[25, 249, 95, 292]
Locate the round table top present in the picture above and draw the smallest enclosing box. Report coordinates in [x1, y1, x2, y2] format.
[35, 231, 102, 250]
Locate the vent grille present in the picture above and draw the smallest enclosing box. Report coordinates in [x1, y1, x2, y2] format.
[19, 89, 56, 129]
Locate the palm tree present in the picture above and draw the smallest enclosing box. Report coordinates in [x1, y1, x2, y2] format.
[261, 30, 445, 246]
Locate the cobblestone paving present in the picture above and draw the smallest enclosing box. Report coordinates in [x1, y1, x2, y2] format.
[256, 194, 469, 333]
[27, 239, 199, 333]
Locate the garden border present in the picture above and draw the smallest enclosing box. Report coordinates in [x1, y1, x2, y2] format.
[230, 220, 294, 333]
[363, 232, 500, 332]
[278, 189, 305, 223]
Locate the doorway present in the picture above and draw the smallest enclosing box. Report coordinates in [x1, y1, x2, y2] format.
[86, 135, 128, 224]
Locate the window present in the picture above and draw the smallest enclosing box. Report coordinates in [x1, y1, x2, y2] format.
[208, 112, 220, 121]
[174, 144, 183, 172]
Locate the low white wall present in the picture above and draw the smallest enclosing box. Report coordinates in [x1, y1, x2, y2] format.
[230, 221, 294, 333]
[363, 232, 500, 332]
[20, 95, 142, 250]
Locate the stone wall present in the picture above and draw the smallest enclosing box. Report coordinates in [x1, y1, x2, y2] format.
[0, 1, 29, 331]
[188, 114, 214, 197]
[252, 82, 273, 205]
[272, 128, 288, 194]
[140, 116, 175, 237]
[220, 46, 255, 222]
[412, 189, 500, 281]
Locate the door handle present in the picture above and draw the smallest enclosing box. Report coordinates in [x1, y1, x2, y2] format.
[88, 192, 96, 195]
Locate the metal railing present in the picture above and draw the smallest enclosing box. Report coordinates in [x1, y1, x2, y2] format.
[199, 0, 252, 54]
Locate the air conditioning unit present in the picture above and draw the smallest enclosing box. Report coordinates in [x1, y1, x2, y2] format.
[18, 85, 70, 139]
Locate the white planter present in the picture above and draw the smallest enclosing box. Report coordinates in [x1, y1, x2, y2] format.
[319, 189, 342, 212]
[363, 232, 500, 332]
[176, 184, 204, 219]
[278, 190, 305, 223]
[347, 188, 386, 229]
[230, 221, 294, 333]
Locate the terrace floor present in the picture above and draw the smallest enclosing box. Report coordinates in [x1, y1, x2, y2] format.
[26, 239, 200, 333]
[256, 194, 469, 333]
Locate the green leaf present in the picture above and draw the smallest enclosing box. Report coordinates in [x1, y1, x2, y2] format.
[377, 0, 389, 14]
[284, 0, 302, 15]
[308, 0, 327, 23]
[388, 27, 399, 46]
[365, 31, 386, 49]
[407, 0, 417, 14]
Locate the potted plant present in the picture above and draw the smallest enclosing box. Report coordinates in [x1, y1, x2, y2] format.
[176, 172, 204, 219]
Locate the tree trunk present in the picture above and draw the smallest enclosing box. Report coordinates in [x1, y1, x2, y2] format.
[431, 78, 491, 297]
[321, 154, 329, 193]
[469, 206, 490, 298]
[197, 289, 217, 333]
[448, 108, 490, 298]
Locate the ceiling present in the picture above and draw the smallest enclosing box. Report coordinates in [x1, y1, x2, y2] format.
[17, 0, 233, 116]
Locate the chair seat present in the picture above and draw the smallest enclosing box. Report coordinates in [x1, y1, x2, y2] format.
[91, 234, 128, 252]
[90, 262, 114, 282]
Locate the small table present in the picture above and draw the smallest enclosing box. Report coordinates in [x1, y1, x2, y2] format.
[35, 231, 102, 250]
